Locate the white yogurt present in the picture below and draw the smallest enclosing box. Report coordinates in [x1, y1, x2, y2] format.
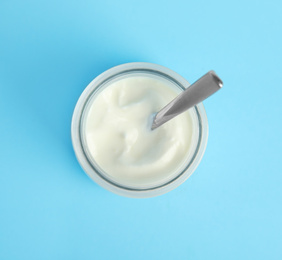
[83, 74, 198, 188]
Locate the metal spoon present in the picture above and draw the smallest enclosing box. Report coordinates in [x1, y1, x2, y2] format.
[151, 70, 223, 130]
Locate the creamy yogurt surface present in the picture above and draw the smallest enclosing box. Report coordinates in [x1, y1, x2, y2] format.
[83, 75, 198, 187]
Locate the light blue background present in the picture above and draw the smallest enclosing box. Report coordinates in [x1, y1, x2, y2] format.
[0, 0, 281, 259]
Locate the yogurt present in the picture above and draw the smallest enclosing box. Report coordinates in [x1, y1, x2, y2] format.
[83, 75, 198, 187]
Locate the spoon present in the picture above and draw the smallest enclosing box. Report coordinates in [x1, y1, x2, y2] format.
[151, 70, 223, 130]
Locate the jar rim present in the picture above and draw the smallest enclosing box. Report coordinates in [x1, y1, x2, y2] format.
[71, 62, 208, 198]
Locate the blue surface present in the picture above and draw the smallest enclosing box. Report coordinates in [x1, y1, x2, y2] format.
[0, 0, 281, 259]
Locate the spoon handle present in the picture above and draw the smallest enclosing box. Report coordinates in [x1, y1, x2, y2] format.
[151, 70, 223, 130]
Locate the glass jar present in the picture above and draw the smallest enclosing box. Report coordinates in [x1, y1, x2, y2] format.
[71, 62, 208, 198]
